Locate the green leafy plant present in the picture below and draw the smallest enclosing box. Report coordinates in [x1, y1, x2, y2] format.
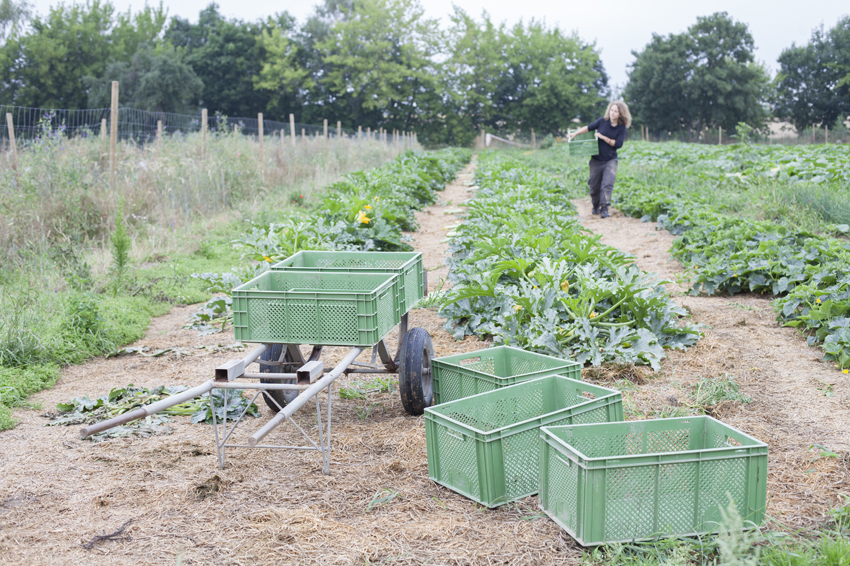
[109, 197, 132, 297]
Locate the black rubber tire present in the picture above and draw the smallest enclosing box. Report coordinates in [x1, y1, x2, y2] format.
[398, 328, 434, 415]
[259, 345, 299, 412]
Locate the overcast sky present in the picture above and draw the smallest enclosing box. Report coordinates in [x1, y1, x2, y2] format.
[29, 0, 850, 89]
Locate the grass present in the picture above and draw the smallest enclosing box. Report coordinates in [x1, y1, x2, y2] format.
[0, 129, 409, 429]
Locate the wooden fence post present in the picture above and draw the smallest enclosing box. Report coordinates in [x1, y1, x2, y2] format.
[100, 118, 107, 170]
[826, 125, 828, 145]
[531, 128, 536, 149]
[301, 128, 305, 142]
[258, 112, 264, 169]
[358, 125, 362, 140]
[157, 120, 163, 152]
[110, 81, 119, 187]
[367, 127, 371, 139]
[201, 108, 208, 160]
[323, 118, 328, 141]
[5, 113, 18, 177]
[719, 126, 722, 145]
[290, 114, 296, 147]
[234, 124, 238, 135]
[337, 120, 341, 139]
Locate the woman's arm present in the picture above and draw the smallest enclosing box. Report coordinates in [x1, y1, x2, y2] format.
[567, 126, 589, 141]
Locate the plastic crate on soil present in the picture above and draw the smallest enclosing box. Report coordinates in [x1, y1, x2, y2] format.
[271, 251, 424, 314]
[425, 375, 622, 507]
[432, 346, 581, 405]
[232, 271, 400, 346]
[538, 417, 768, 546]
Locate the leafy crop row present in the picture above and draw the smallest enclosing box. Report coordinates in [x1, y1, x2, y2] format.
[438, 154, 700, 369]
[614, 178, 850, 369]
[623, 142, 850, 186]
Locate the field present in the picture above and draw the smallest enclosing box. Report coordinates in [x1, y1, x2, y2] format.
[1, 141, 849, 565]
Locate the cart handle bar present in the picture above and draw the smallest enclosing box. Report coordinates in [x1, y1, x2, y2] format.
[79, 343, 270, 439]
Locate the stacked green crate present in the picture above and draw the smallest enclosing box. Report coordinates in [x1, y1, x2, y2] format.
[425, 375, 622, 507]
[271, 251, 423, 314]
[432, 346, 581, 404]
[232, 271, 399, 346]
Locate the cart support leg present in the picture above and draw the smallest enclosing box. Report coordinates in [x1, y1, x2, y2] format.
[248, 347, 363, 447]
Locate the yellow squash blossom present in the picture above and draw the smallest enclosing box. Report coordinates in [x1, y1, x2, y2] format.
[357, 210, 370, 224]
[590, 312, 598, 318]
[263, 256, 272, 262]
[513, 305, 522, 312]
[560, 280, 569, 292]
[365, 205, 372, 210]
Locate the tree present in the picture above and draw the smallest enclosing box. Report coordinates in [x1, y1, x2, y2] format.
[0, 0, 30, 40]
[496, 20, 608, 135]
[165, 3, 292, 118]
[0, 0, 166, 107]
[85, 43, 203, 113]
[776, 17, 850, 130]
[625, 12, 770, 138]
[625, 33, 693, 133]
[314, 0, 442, 131]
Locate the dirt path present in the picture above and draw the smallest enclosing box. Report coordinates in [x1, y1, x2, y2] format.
[574, 198, 850, 528]
[0, 158, 584, 566]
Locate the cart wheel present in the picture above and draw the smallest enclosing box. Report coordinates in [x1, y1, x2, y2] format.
[259, 345, 299, 412]
[399, 328, 434, 415]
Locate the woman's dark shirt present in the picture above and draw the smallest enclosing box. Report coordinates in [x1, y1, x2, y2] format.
[587, 117, 626, 161]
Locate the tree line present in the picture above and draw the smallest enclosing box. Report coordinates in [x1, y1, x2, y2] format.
[0, 0, 848, 145]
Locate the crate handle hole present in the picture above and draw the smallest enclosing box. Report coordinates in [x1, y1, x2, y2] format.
[581, 391, 596, 399]
[555, 455, 572, 467]
[445, 430, 466, 441]
[459, 357, 481, 365]
[726, 436, 742, 447]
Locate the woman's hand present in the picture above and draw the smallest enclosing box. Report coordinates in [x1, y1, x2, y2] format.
[594, 132, 615, 146]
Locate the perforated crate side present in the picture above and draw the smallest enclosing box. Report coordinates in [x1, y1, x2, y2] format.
[538, 417, 768, 546]
[271, 251, 423, 314]
[425, 376, 622, 508]
[231, 271, 399, 346]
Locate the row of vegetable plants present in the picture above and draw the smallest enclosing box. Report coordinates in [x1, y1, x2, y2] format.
[188, 148, 472, 332]
[613, 177, 850, 369]
[623, 141, 850, 187]
[437, 153, 701, 370]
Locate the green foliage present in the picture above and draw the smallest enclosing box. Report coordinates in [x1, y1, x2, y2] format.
[612, 142, 850, 370]
[84, 42, 203, 113]
[48, 384, 259, 434]
[0, 0, 167, 107]
[775, 16, 850, 131]
[439, 154, 701, 370]
[0, 0, 31, 39]
[625, 12, 771, 136]
[110, 198, 132, 297]
[689, 375, 752, 409]
[339, 376, 396, 399]
[0, 364, 59, 429]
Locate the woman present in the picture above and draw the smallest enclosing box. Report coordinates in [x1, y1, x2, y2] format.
[568, 101, 631, 218]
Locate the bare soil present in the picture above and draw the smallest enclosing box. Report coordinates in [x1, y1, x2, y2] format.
[1, 159, 847, 565]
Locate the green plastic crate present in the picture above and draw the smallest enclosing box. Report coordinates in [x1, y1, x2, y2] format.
[432, 346, 581, 404]
[567, 139, 598, 157]
[538, 417, 768, 546]
[232, 271, 400, 346]
[271, 251, 424, 314]
[425, 375, 622, 508]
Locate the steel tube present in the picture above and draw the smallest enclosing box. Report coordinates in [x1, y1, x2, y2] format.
[80, 380, 215, 438]
[248, 347, 363, 446]
[214, 382, 309, 391]
[242, 343, 270, 366]
[240, 372, 297, 380]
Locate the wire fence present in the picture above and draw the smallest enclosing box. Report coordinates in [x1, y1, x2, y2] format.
[0, 104, 392, 145]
